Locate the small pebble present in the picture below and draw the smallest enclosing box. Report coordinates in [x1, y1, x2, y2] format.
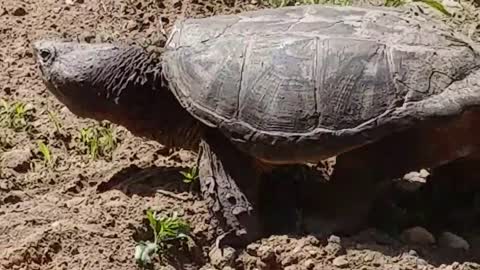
[328, 235, 341, 244]
[419, 169, 430, 178]
[332, 256, 349, 268]
[304, 259, 315, 270]
[126, 20, 138, 31]
[363, 253, 374, 262]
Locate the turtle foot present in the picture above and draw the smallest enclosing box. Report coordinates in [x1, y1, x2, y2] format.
[198, 131, 263, 248]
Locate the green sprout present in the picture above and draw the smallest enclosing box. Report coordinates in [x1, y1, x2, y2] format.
[413, 0, 451, 16]
[37, 140, 53, 167]
[77, 122, 117, 160]
[0, 99, 35, 132]
[135, 210, 190, 267]
[384, 0, 406, 7]
[180, 166, 199, 184]
[383, 0, 451, 15]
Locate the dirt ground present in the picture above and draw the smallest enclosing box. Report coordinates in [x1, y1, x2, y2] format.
[2, 0, 480, 269]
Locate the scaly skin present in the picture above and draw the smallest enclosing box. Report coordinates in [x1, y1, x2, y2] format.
[33, 40, 203, 151]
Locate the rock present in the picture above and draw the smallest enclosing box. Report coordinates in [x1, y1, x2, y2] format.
[304, 259, 315, 270]
[438, 232, 470, 251]
[65, 0, 83, 4]
[126, 20, 138, 31]
[403, 171, 427, 182]
[408, 249, 418, 257]
[328, 235, 341, 244]
[1, 148, 32, 172]
[325, 237, 344, 257]
[444, 262, 460, 270]
[363, 253, 374, 262]
[209, 246, 236, 269]
[400, 226, 435, 245]
[419, 169, 430, 178]
[332, 256, 349, 268]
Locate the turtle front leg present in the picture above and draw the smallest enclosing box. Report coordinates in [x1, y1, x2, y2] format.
[197, 130, 263, 248]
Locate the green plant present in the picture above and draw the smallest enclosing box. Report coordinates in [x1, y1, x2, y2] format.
[37, 140, 53, 167]
[413, 0, 451, 16]
[77, 122, 117, 159]
[384, 0, 451, 15]
[180, 166, 199, 184]
[384, 0, 405, 7]
[267, 0, 344, 7]
[0, 99, 35, 132]
[265, 0, 450, 15]
[135, 210, 190, 267]
[47, 110, 63, 133]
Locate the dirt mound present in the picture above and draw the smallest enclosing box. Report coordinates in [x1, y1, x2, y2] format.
[2, 0, 480, 269]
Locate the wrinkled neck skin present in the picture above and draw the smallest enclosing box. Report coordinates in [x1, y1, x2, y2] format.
[74, 46, 203, 151]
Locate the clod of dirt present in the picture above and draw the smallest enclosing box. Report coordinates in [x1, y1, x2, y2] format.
[401, 226, 436, 245]
[1, 148, 32, 173]
[438, 232, 470, 251]
[2, 191, 25, 205]
[12, 7, 27, 16]
[208, 246, 236, 269]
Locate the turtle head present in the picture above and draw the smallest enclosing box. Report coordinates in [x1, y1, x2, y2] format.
[33, 40, 201, 149]
[33, 40, 164, 121]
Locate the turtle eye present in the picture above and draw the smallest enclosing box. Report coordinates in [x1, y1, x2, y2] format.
[39, 49, 53, 62]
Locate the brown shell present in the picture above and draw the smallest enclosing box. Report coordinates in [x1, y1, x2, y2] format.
[162, 5, 480, 163]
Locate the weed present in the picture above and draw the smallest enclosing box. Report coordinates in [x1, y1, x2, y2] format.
[384, 0, 405, 7]
[77, 122, 117, 160]
[264, 0, 450, 15]
[135, 210, 190, 267]
[384, 0, 451, 14]
[47, 110, 63, 134]
[266, 0, 350, 7]
[412, 0, 451, 16]
[37, 140, 53, 167]
[180, 166, 199, 184]
[0, 99, 35, 132]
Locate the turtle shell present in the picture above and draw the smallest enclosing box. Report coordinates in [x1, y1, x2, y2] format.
[162, 4, 480, 164]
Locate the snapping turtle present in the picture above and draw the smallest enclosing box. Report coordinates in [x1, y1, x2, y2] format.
[33, 4, 480, 246]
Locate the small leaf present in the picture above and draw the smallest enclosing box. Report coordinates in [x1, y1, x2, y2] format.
[146, 209, 158, 232]
[413, 0, 451, 16]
